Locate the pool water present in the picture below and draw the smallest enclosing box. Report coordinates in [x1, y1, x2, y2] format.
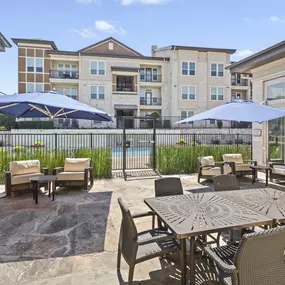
[112, 146, 152, 157]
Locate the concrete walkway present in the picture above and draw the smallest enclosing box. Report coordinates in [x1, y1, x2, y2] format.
[0, 174, 281, 285]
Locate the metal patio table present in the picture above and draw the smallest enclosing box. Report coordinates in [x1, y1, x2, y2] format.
[250, 165, 271, 186]
[144, 193, 273, 285]
[217, 188, 285, 225]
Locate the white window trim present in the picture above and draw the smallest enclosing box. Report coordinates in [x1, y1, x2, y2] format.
[210, 86, 225, 101]
[26, 57, 44, 73]
[26, 83, 44, 93]
[181, 85, 197, 100]
[89, 60, 106, 76]
[210, 62, 224, 77]
[181, 61, 196, 76]
[90, 85, 105, 100]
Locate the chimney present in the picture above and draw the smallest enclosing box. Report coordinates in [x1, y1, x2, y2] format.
[151, 45, 158, 57]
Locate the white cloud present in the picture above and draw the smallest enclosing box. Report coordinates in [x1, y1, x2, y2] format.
[233, 49, 254, 58]
[76, 0, 100, 3]
[95, 20, 126, 35]
[121, 0, 168, 5]
[71, 28, 98, 39]
[270, 16, 285, 23]
[71, 20, 126, 38]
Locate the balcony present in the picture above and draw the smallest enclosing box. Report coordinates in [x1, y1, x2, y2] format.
[50, 70, 79, 81]
[113, 84, 137, 93]
[231, 78, 248, 86]
[113, 75, 137, 94]
[140, 98, 162, 106]
[140, 74, 162, 83]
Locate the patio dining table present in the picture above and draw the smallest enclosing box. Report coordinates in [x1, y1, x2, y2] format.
[217, 188, 285, 225]
[144, 192, 273, 285]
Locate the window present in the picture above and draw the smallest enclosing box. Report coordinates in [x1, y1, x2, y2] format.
[90, 61, 97, 75]
[211, 87, 224, 100]
[181, 111, 194, 125]
[99, 61, 105, 75]
[27, 83, 43, 93]
[210, 119, 216, 125]
[90, 61, 105, 75]
[27, 58, 43, 73]
[140, 68, 145, 81]
[267, 82, 285, 101]
[153, 69, 158, 81]
[211, 63, 224, 77]
[71, 88, 77, 100]
[108, 42, 114, 50]
[182, 86, 196, 100]
[27, 58, 34, 72]
[91, 85, 105, 100]
[36, 59, 43, 72]
[182, 62, 195, 76]
[57, 87, 77, 100]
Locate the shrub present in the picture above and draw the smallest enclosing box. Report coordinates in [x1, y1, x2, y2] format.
[211, 139, 221, 145]
[17, 121, 54, 129]
[163, 120, 171, 129]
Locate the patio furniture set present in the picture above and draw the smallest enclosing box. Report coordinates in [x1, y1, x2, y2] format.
[5, 158, 94, 204]
[118, 176, 285, 285]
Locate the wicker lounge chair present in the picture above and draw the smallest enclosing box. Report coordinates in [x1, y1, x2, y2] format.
[117, 198, 179, 285]
[204, 226, 285, 285]
[197, 156, 233, 183]
[5, 160, 48, 197]
[213, 174, 240, 192]
[269, 162, 285, 182]
[53, 158, 94, 190]
[223, 154, 257, 176]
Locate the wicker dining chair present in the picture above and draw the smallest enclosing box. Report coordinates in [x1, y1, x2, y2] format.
[213, 174, 240, 192]
[117, 198, 179, 285]
[204, 226, 285, 285]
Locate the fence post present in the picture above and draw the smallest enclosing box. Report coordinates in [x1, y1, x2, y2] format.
[193, 133, 196, 146]
[55, 133, 58, 154]
[236, 133, 239, 152]
[90, 133, 93, 149]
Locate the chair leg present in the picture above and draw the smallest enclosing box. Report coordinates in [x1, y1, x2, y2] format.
[216, 232, 221, 247]
[128, 264, 135, 285]
[117, 243, 121, 271]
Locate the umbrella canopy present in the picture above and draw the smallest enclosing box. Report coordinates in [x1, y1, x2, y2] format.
[177, 100, 285, 124]
[0, 92, 112, 121]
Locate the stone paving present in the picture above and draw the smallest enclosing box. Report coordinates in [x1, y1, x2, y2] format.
[0, 174, 282, 285]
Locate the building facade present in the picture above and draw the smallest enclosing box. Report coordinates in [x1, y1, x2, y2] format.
[12, 37, 244, 128]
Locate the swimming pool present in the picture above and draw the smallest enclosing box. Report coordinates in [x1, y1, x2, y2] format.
[112, 146, 152, 157]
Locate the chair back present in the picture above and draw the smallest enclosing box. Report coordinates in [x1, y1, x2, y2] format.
[198, 156, 216, 167]
[10, 160, 41, 176]
[223, 154, 244, 164]
[155, 177, 183, 197]
[213, 174, 239, 192]
[117, 198, 138, 265]
[234, 226, 285, 285]
[64, 158, 91, 172]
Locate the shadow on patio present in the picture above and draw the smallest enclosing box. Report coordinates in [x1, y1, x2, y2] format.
[0, 188, 112, 263]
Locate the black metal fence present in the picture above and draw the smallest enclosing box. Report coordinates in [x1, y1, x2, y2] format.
[0, 132, 252, 176]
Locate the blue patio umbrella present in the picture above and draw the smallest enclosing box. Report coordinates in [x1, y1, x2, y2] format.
[0, 92, 112, 121]
[177, 100, 285, 124]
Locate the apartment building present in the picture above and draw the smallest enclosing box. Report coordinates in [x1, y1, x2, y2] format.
[12, 36, 246, 128]
[0, 32, 11, 52]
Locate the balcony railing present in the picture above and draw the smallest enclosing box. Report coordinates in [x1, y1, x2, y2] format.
[113, 84, 137, 92]
[140, 75, 162, 83]
[50, 70, 79, 80]
[231, 79, 248, 86]
[140, 98, 162, 106]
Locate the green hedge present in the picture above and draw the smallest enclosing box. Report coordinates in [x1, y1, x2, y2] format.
[156, 145, 251, 175]
[17, 121, 54, 129]
[0, 148, 112, 183]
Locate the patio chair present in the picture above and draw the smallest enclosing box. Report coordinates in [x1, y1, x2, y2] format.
[197, 156, 233, 183]
[213, 174, 240, 192]
[223, 154, 257, 176]
[204, 226, 285, 285]
[155, 177, 183, 197]
[269, 162, 285, 182]
[117, 198, 179, 285]
[52, 158, 94, 190]
[5, 160, 48, 197]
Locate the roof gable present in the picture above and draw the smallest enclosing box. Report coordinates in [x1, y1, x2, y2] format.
[0, 32, 12, 49]
[78, 37, 142, 56]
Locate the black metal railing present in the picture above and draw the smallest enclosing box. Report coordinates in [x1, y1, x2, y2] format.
[140, 75, 162, 83]
[50, 70, 79, 79]
[140, 98, 162, 106]
[231, 79, 248, 86]
[114, 84, 137, 92]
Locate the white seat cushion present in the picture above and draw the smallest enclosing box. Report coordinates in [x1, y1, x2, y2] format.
[64, 158, 90, 172]
[202, 166, 232, 176]
[235, 164, 251, 172]
[57, 171, 89, 181]
[11, 173, 44, 185]
[223, 154, 244, 164]
[10, 160, 41, 176]
[200, 156, 215, 167]
[273, 167, 285, 175]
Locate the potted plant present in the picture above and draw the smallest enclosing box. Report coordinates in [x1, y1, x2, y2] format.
[31, 140, 45, 148]
[176, 138, 186, 145]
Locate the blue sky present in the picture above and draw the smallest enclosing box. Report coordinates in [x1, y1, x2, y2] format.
[1, 0, 285, 94]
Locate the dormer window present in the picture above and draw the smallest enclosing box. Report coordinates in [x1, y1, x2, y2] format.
[109, 42, 114, 50]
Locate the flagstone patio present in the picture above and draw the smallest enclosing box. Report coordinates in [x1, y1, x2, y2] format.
[0, 174, 282, 285]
